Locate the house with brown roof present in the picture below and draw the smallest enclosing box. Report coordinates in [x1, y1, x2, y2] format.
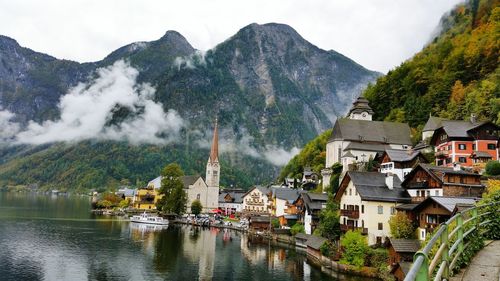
[335, 171, 411, 245]
[322, 97, 413, 188]
[388, 238, 421, 281]
[401, 163, 484, 202]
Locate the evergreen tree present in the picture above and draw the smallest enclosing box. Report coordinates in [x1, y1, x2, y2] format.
[157, 163, 187, 215]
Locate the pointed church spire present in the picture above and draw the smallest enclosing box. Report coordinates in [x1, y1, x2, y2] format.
[209, 118, 219, 163]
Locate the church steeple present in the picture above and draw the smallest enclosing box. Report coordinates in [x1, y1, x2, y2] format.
[206, 119, 220, 188]
[348, 96, 374, 120]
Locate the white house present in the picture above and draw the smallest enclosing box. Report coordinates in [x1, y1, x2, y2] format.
[301, 192, 328, 235]
[218, 189, 245, 215]
[334, 171, 412, 245]
[378, 149, 427, 181]
[242, 186, 271, 214]
[322, 97, 412, 188]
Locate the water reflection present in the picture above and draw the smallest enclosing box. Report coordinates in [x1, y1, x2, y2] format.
[0, 193, 339, 281]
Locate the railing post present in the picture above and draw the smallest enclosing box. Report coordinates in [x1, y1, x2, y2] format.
[441, 225, 449, 279]
[457, 213, 464, 254]
[414, 252, 429, 281]
[472, 208, 479, 230]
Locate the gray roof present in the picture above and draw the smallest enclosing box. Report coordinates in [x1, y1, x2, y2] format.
[219, 190, 245, 204]
[348, 97, 374, 115]
[439, 120, 488, 138]
[330, 119, 412, 145]
[273, 188, 301, 203]
[250, 216, 270, 223]
[117, 188, 136, 197]
[302, 192, 328, 211]
[423, 116, 446, 132]
[390, 239, 421, 253]
[180, 175, 201, 188]
[429, 197, 477, 212]
[471, 151, 492, 158]
[295, 233, 310, 241]
[342, 150, 356, 158]
[347, 172, 411, 203]
[305, 236, 328, 250]
[395, 203, 419, 211]
[385, 149, 422, 162]
[344, 142, 390, 153]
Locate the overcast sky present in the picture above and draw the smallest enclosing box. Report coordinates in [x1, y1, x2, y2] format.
[0, 0, 462, 73]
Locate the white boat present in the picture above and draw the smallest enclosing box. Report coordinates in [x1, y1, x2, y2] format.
[130, 212, 169, 225]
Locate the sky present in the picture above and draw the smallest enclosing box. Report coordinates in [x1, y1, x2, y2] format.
[0, 0, 462, 73]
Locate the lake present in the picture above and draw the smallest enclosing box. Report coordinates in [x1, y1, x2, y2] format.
[0, 192, 353, 281]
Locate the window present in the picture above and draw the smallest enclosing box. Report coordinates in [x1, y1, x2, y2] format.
[458, 144, 466, 150]
[355, 190, 358, 196]
[488, 144, 496, 150]
[434, 190, 439, 196]
[213, 171, 218, 176]
[458, 157, 467, 163]
[361, 205, 365, 214]
[460, 177, 465, 184]
[472, 144, 476, 150]
[196, 194, 200, 200]
[426, 190, 430, 197]
[390, 207, 395, 215]
[449, 176, 455, 183]
[448, 145, 452, 151]
[378, 223, 383, 230]
[349, 189, 352, 196]
[446, 158, 452, 164]
[378, 205, 383, 214]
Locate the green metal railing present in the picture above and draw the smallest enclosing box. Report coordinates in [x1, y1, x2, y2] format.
[404, 201, 499, 281]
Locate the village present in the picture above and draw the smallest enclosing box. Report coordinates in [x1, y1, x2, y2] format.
[93, 96, 500, 281]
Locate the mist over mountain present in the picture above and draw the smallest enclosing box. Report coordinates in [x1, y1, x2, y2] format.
[0, 23, 379, 190]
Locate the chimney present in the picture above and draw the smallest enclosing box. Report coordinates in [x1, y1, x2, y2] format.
[385, 173, 394, 190]
[470, 114, 477, 123]
[453, 162, 461, 171]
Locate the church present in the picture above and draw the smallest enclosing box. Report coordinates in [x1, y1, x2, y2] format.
[144, 120, 220, 213]
[322, 97, 412, 188]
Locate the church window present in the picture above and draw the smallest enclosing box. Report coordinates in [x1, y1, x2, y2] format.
[213, 171, 218, 176]
[197, 194, 200, 200]
[337, 147, 341, 162]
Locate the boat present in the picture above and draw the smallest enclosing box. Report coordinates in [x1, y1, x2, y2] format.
[130, 212, 169, 225]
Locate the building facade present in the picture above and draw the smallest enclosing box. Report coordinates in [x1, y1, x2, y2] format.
[334, 171, 411, 245]
[378, 149, 428, 181]
[242, 186, 271, 214]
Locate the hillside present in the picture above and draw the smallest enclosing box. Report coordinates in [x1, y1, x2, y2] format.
[365, 0, 499, 133]
[0, 23, 379, 191]
[279, 0, 499, 179]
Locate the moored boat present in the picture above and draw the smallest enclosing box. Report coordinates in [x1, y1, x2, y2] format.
[130, 212, 169, 225]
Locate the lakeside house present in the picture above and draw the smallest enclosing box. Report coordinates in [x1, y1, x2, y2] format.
[335, 171, 412, 245]
[425, 115, 500, 170]
[401, 163, 484, 202]
[322, 97, 412, 188]
[298, 192, 328, 235]
[388, 238, 421, 281]
[218, 189, 245, 215]
[242, 186, 271, 215]
[271, 187, 301, 226]
[132, 182, 163, 210]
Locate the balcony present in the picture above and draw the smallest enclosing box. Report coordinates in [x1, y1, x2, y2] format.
[435, 150, 449, 158]
[340, 224, 368, 235]
[340, 209, 360, 219]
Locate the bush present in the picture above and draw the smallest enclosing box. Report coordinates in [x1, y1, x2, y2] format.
[366, 248, 389, 268]
[340, 230, 369, 268]
[485, 161, 500, 175]
[271, 218, 280, 229]
[389, 212, 415, 239]
[290, 223, 305, 235]
[320, 240, 338, 258]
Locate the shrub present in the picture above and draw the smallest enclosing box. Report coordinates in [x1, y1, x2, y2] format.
[389, 212, 415, 239]
[320, 240, 338, 258]
[485, 161, 500, 175]
[366, 248, 389, 268]
[190, 200, 203, 216]
[340, 230, 369, 268]
[290, 223, 305, 235]
[271, 218, 280, 229]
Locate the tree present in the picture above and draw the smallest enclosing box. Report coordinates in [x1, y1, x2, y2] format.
[389, 212, 415, 239]
[118, 198, 130, 209]
[157, 163, 187, 215]
[317, 196, 341, 240]
[485, 161, 500, 176]
[340, 230, 369, 268]
[191, 199, 203, 215]
[329, 163, 343, 194]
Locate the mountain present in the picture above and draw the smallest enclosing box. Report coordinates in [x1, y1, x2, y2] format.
[280, 0, 499, 179]
[0, 23, 379, 191]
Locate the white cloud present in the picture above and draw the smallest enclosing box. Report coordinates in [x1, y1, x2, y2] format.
[0, 109, 20, 142]
[262, 145, 301, 166]
[0, 0, 462, 73]
[14, 60, 185, 145]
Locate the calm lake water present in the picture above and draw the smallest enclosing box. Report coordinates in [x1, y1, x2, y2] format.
[0, 192, 352, 281]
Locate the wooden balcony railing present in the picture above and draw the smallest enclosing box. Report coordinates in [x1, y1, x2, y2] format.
[340, 209, 360, 219]
[340, 224, 368, 234]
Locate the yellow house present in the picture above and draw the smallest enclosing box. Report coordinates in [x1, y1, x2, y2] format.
[132, 176, 164, 210]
